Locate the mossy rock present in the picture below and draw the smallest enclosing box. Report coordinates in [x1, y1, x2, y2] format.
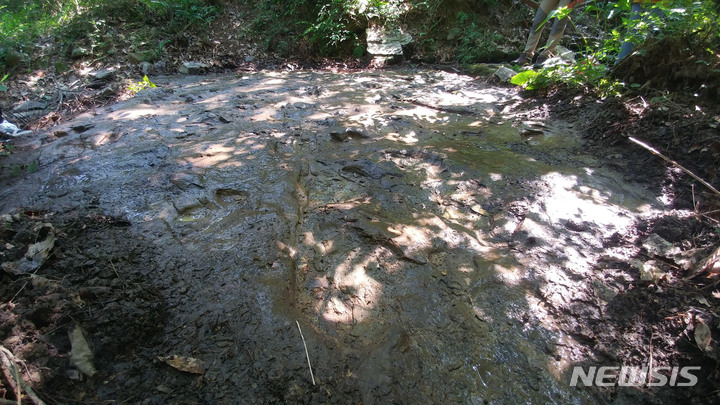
[128, 50, 159, 64]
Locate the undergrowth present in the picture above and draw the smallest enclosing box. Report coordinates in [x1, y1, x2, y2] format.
[513, 0, 720, 97]
[250, 0, 411, 56]
[0, 0, 218, 75]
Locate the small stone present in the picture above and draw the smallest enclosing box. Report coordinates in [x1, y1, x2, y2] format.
[154, 60, 167, 70]
[71, 123, 94, 133]
[88, 69, 115, 81]
[366, 26, 412, 59]
[179, 61, 208, 75]
[141, 61, 152, 75]
[330, 128, 370, 142]
[494, 66, 517, 83]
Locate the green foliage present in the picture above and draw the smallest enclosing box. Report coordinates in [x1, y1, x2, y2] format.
[510, 70, 539, 87]
[453, 11, 504, 63]
[128, 75, 157, 95]
[137, 0, 218, 29]
[0, 2, 76, 50]
[251, 0, 412, 56]
[515, 0, 720, 94]
[303, 0, 357, 54]
[0, 142, 12, 157]
[521, 58, 623, 96]
[0, 74, 8, 92]
[0, 0, 218, 72]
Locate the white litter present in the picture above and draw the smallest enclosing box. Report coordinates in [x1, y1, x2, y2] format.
[0, 109, 32, 137]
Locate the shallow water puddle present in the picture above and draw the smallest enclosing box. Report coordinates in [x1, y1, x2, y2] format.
[1, 69, 664, 403]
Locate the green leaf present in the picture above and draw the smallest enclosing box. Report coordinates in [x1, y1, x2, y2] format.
[0, 85, 7, 92]
[510, 70, 539, 87]
[142, 75, 156, 88]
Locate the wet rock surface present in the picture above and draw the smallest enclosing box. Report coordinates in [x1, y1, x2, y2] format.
[0, 69, 717, 403]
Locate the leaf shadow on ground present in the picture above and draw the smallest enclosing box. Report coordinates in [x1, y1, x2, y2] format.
[1, 68, 718, 404]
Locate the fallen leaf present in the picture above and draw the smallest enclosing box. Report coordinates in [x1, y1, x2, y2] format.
[158, 355, 205, 374]
[694, 321, 713, 352]
[1, 224, 56, 275]
[69, 325, 97, 377]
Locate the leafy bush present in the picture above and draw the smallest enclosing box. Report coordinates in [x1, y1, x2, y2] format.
[452, 11, 504, 63]
[128, 75, 157, 95]
[515, 0, 720, 94]
[1, 0, 218, 47]
[251, 0, 412, 56]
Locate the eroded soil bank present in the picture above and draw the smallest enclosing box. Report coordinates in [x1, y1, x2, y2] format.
[1, 69, 718, 404]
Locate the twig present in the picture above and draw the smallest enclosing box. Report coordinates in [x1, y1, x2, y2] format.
[0, 346, 46, 405]
[296, 320, 315, 386]
[0, 346, 20, 405]
[646, 335, 654, 385]
[109, 260, 127, 289]
[628, 137, 720, 199]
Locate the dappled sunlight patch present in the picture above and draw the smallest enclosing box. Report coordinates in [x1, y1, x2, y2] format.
[319, 249, 383, 324]
[395, 106, 446, 123]
[433, 90, 498, 108]
[415, 214, 493, 254]
[249, 105, 281, 122]
[540, 171, 640, 232]
[196, 92, 235, 109]
[181, 143, 236, 168]
[493, 263, 524, 286]
[110, 106, 162, 120]
[386, 223, 432, 256]
[383, 131, 419, 144]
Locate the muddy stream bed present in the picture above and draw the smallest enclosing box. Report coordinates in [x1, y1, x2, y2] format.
[0, 69, 713, 404]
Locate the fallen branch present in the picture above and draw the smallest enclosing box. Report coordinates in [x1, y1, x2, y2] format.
[628, 137, 720, 199]
[0, 345, 20, 405]
[296, 320, 315, 386]
[0, 345, 46, 405]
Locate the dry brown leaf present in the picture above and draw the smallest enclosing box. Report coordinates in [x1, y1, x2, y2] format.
[694, 321, 713, 352]
[158, 355, 205, 374]
[69, 325, 97, 377]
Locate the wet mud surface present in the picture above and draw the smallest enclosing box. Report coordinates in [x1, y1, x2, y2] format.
[1, 69, 719, 403]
